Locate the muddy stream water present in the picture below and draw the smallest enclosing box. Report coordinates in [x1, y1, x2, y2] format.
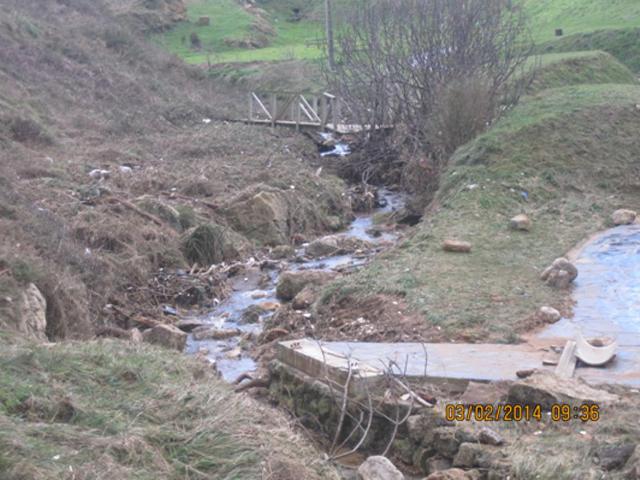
[184, 188, 406, 381]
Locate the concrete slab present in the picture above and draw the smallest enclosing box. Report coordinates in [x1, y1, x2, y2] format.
[278, 339, 640, 388]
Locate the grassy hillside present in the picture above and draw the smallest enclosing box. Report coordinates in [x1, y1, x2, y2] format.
[529, 51, 638, 92]
[538, 28, 640, 72]
[156, 0, 326, 63]
[319, 83, 640, 343]
[157, 0, 640, 65]
[526, 0, 640, 43]
[0, 0, 349, 339]
[0, 336, 338, 479]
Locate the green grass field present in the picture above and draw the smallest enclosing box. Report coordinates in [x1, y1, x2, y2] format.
[526, 0, 640, 42]
[156, 0, 324, 64]
[157, 0, 640, 65]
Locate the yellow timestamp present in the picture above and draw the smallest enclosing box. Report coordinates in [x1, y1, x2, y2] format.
[445, 403, 600, 422]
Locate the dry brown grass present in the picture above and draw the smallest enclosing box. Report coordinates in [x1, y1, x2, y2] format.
[0, 0, 350, 340]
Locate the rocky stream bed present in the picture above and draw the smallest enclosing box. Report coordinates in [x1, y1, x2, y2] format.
[181, 188, 407, 381]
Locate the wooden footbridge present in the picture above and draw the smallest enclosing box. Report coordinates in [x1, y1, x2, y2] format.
[246, 91, 391, 134]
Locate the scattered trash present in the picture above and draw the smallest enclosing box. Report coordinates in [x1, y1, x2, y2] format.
[163, 305, 178, 316]
[118, 165, 133, 174]
[88, 169, 109, 180]
[202, 118, 212, 124]
[321, 143, 351, 157]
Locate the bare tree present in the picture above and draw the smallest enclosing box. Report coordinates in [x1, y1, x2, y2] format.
[326, 0, 535, 203]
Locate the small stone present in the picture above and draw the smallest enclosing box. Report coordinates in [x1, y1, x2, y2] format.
[425, 457, 453, 475]
[292, 286, 317, 311]
[430, 427, 461, 459]
[612, 209, 637, 226]
[516, 369, 535, 379]
[539, 306, 561, 323]
[357, 456, 404, 480]
[425, 468, 468, 480]
[509, 214, 531, 231]
[271, 245, 295, 259]
[452, 443, 499, 469]
[225, 347, 242, 359]
[258, 301, 281, 311]
[142, 324, 187, 351]
[176, 319, 206, 332]
[130, 328, 143, 344]
[192, 327, 240, 341]
[443, 240, 472, 253]
[239, 304, 267, 324]
[540, 257, 578, 288]
[478, 427, 504, 446]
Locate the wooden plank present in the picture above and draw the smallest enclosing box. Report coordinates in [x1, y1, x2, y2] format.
[251, 93, 272, 120]
[300, 95, 321, 122]
[555, 340, 577, 379]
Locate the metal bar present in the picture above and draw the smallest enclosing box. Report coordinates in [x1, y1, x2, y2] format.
[248, 92, 254, 122]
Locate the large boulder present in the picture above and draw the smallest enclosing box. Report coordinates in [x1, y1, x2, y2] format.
[508, 372, 620, 410]
[223, 186, 290, 246]
[142, 324, 187, 351]
[540, 257, 578, 288]
[17, 283, 48, 341]
[357, 456, 404, 480]
[612, 209, 637, 226]
[276, 270, 335, 301]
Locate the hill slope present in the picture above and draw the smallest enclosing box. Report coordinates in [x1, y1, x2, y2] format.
[157, 0, 640, 65]
[319, 83, 640, 342]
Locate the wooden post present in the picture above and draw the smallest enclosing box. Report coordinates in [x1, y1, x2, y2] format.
[331, 97, 337, 131]
[320, 95, 327, 130]
[271, 93, 277, 130]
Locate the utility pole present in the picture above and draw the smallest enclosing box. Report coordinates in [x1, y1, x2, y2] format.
[325, 0, 335, 70]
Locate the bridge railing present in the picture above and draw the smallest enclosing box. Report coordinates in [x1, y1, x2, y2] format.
[247, 91, 345, 131]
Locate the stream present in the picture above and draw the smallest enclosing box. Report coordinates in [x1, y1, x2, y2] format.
[184, 187, 406, 381]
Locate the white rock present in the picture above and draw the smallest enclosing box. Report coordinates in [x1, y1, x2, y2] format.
[612, 209, 637, 226]
[357, 456, 404, 480]
[539, 306, 561, 323]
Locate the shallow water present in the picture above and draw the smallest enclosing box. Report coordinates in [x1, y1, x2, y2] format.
[540, 225, 640, 342]
[539, 225, 640, 384]
[185, 188, 406, 380]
